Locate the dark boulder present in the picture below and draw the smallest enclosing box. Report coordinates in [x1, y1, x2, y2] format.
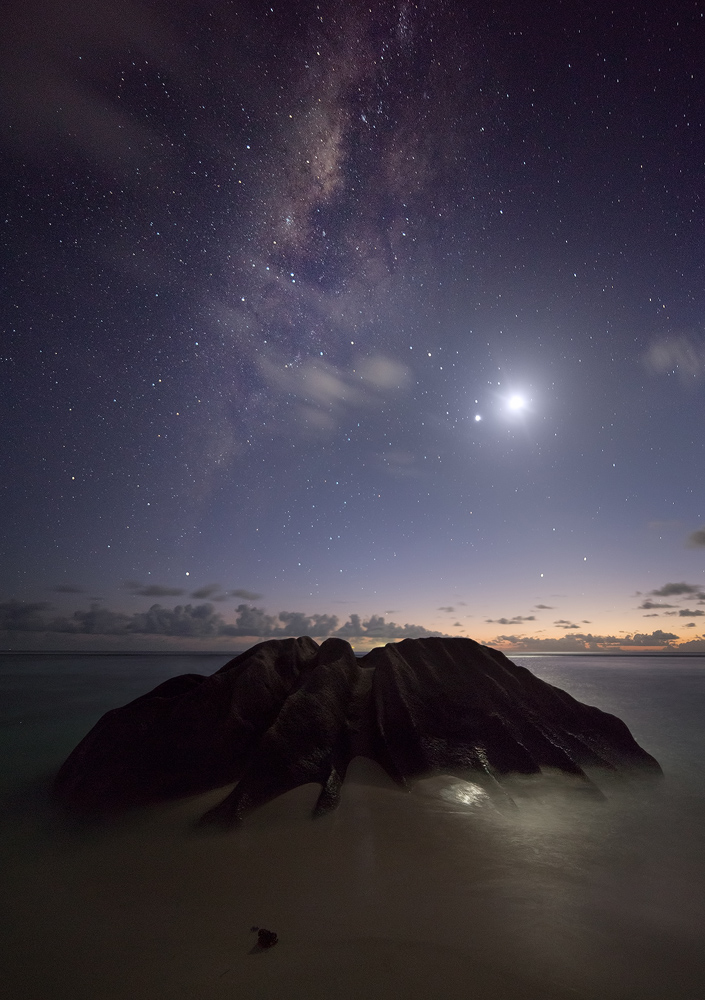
[54, 636, 661, 825]
[256, 929, 278, 949]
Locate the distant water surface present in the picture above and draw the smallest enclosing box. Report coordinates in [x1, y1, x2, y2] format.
[1, 651, 704, 999]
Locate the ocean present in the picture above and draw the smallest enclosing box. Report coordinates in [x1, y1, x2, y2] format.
[1, 651, 704, 999]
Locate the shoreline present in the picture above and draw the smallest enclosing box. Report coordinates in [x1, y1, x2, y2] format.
[4, 648, 705, 657]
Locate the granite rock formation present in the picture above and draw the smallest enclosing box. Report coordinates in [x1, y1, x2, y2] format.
[54, 636, 661, 825]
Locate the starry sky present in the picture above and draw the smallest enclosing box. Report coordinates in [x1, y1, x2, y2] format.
[3, 0, 705, 652]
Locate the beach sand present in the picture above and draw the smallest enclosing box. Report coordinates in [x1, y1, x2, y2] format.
[4, 755, 697, 1000]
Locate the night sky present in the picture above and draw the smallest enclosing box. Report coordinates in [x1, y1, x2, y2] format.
[3, 0, 705, 652]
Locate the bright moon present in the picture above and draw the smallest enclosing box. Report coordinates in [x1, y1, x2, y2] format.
[508, 394, 526, 411]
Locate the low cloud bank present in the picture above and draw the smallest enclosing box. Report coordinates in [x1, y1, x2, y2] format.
[0, 600, 447, 641]
[492, 629, 679, 652]
[2, 602, 695, 651]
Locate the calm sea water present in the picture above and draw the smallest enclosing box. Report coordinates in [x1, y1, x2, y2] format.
[1, 652, 704, 999]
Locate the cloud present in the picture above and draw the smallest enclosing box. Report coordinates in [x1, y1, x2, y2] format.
[0, 601, 51, 631]
[48, 605, 132, 635]
[218, 607, 440, 640]
[124, 582, 187, 597]
[230, 589, 264, 601]
[190, 584, 228, 600]
[358, 356, 412, 391]
[280, 611, 340, 636]
[610, 630, 681, 646]
[687, 527, 705, 548]
[679, 609, 705, 617]
[553, 619, 579, 629]
[219, 605, 340, 638]
[129, 604, 225, 637]
[685, 623, 696, 628]
[46, 603, 225, 638]
[650, 582, 702, 597]
[492, 630, 679, 652]
[484, 615, 536, 625]
[262, 358, 364, 410]
[437, 606, 455, 613]
[534, 604, 554, 610]
[378, 449, 420, 477]
[645, 334, 705, 381]
[2, 600, 342, 641]
[334, 613, 448, 640]
[639, 599, 676, 610]
[50, 584, 85, 594]
[219, 604, 276, 637]
[259, 355, 412, 436]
